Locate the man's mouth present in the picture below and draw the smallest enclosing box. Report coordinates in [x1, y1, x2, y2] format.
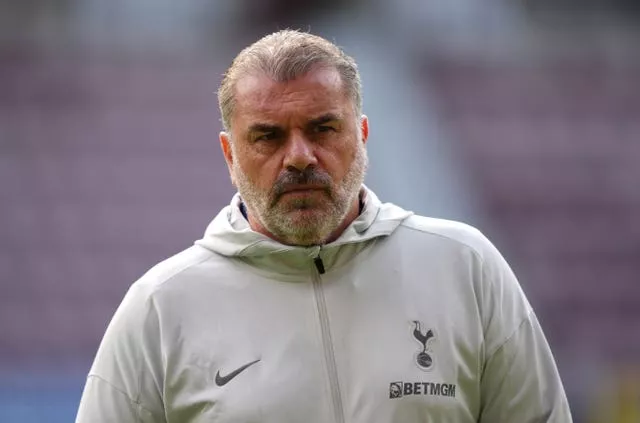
[281, 185, 326, 195]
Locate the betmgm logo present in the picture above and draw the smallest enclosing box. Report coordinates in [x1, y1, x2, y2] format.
[389, 381, 457, 399]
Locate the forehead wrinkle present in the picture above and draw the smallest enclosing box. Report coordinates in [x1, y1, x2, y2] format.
[238, 98, 346, 135]
[249, 85, 339, 113]
[233, 68, 348, 124]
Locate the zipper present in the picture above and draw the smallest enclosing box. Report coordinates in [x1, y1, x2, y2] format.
[314, 255, 326, 274]
[311, 250, 345, 423]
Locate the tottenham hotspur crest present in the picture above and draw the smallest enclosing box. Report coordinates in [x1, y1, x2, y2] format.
[412, 320, 435, 371]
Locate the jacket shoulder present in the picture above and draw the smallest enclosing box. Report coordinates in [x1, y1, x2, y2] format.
[399, 215, 492, 260]
[134, 245, 215, 293]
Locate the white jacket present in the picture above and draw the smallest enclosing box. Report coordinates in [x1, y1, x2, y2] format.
[76, 188, 572, 422]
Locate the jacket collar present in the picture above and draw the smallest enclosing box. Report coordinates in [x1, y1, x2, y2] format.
[196, 186, 413, 275]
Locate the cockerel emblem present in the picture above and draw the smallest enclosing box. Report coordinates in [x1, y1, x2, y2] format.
[412, 320, 435, 371]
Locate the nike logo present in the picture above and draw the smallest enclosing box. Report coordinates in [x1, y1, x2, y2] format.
[215, 359, 261, 387]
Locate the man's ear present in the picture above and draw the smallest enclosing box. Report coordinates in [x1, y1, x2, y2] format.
[219, 131, 236, 186]
[360, 115, 369, 145]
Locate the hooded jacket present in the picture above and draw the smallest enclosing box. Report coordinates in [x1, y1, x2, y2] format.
[76, 187, 572, 422]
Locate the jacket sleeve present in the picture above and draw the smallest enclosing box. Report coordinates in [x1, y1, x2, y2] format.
[478, 311, 572, 422]
[475, 234, 572, 422]
[76, 283, 166, 423]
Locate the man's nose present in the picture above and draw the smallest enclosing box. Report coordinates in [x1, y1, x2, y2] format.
[283, 131, 318, 171]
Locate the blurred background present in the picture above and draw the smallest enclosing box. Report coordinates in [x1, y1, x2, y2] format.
[1, 0, 639, 421]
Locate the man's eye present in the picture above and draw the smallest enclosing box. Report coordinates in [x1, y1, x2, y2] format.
[314, 125, 335, 133]
[255, 132, 277, 142]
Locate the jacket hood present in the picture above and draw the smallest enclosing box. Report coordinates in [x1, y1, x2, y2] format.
[195, 186, 413, 276]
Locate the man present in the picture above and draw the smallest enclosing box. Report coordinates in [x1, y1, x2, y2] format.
[76, 30, 572, 422]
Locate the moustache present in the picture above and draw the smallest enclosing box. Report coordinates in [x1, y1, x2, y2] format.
[272, 168, 332, 198]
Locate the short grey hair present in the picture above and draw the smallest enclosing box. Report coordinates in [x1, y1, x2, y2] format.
[218, 29, 362, 132]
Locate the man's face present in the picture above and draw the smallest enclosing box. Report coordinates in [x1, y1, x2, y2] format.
[220, 66, 369, 246]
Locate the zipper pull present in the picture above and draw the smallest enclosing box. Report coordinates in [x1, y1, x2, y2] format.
[314, 255, 325, 275]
